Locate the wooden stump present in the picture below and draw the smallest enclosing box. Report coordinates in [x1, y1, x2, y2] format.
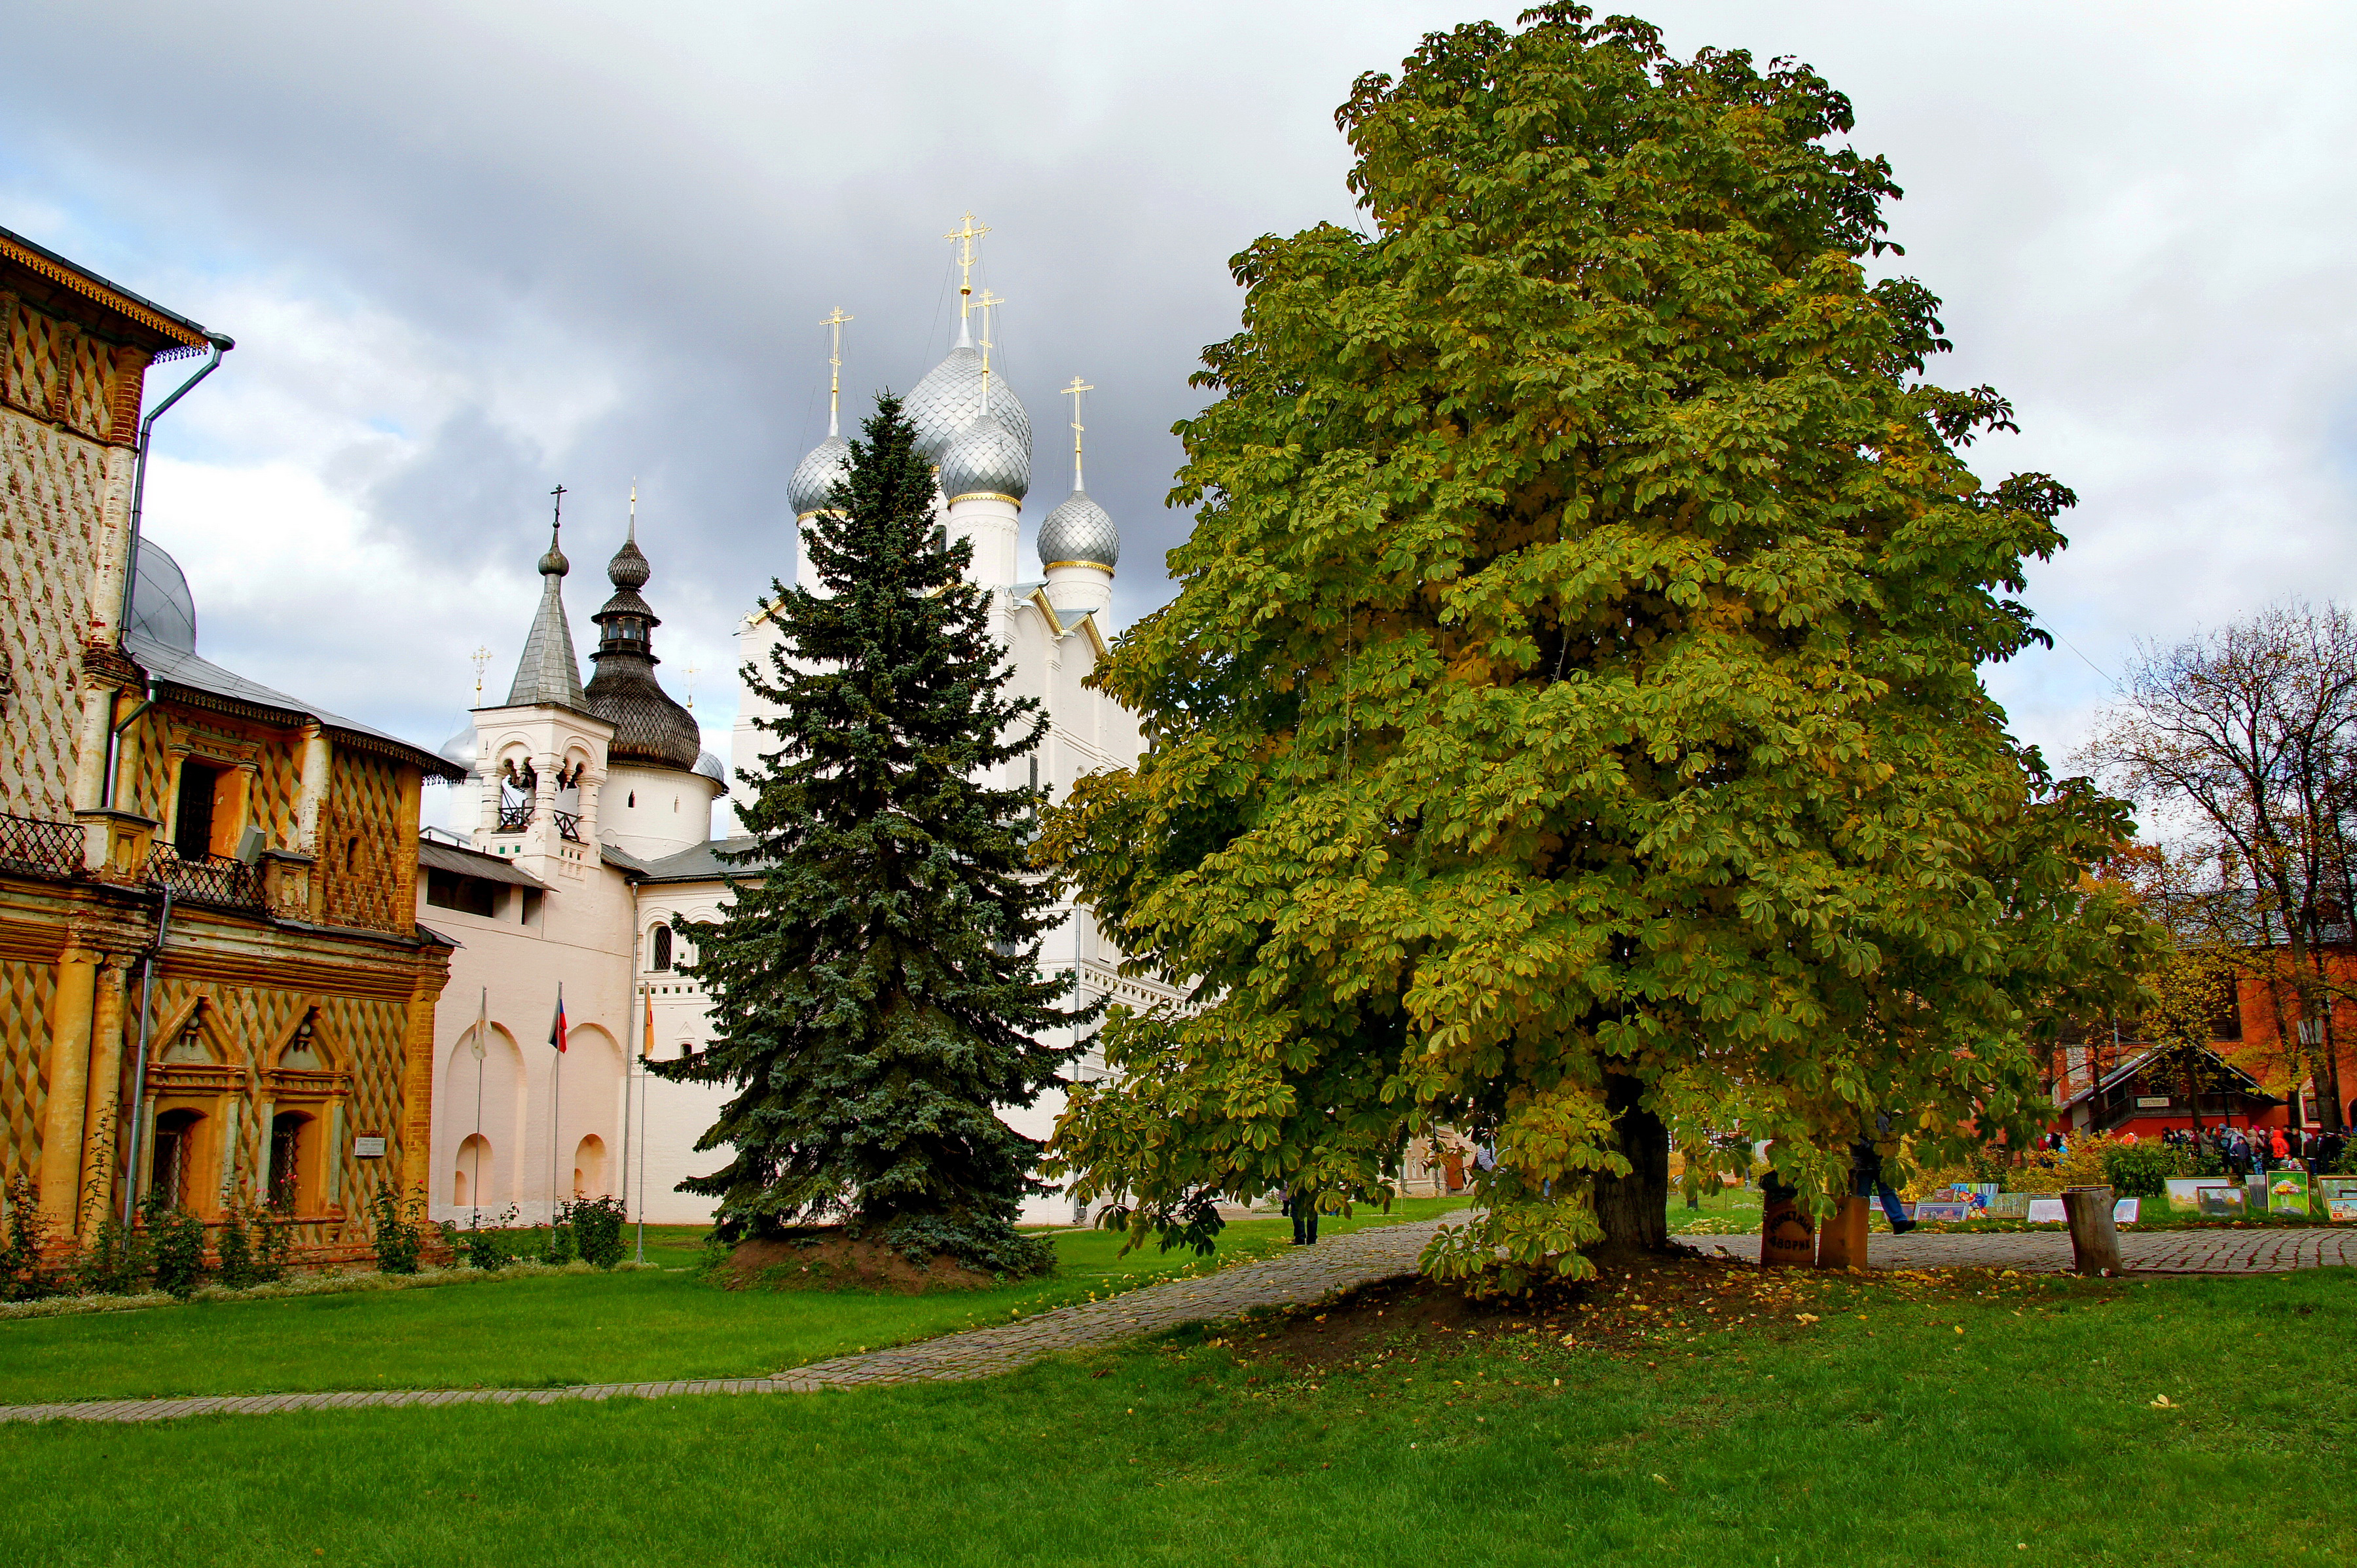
[1760, 1191, 1814, 1269]
[2062, 1185, 2123, 1276]
[1816, 1195, 1869, 1269]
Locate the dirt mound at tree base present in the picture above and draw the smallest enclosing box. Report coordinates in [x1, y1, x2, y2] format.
[715, 1230, 998, 1294]
[1208, 1244, 2113, 1376]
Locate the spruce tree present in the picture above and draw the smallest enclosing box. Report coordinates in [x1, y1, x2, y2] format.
[655, 393, 1079, 1276]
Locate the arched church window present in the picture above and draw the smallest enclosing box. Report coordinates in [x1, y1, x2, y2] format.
[627, 792, 636, 809]
[149, 1110, 202, 1210]
[651, 924, 672, 972]
[267, 1112, 309, 1211]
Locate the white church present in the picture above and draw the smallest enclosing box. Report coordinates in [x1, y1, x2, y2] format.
[418, 233, 1184, 1229]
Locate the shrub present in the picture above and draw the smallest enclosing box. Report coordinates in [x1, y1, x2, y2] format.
[452, 1206, 520, 1271]
[215, 1194, 291, 1287]
[2102, 1140, 2180, 1199]
[0, 1178, 64, 1302]
[369, 1186, 422, 1275]
[145, 1197, 208, 1299]
[73, 1213, 150, 1297]
[545, 1219, 578, 1265]
[560, 1196, 627, 1269]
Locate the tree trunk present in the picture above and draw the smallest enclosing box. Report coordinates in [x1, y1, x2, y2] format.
[1592, 1071, 1669, 1251]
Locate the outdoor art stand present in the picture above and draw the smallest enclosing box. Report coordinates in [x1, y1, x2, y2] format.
[2062, 1184, 2122, 1276]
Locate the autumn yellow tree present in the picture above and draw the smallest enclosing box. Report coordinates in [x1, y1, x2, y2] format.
[1045, 7, 2152, 1283]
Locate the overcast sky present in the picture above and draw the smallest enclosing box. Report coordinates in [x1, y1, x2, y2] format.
[5, 1, 2352, 827]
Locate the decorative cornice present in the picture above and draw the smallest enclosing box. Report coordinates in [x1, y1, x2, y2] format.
[946, 492, 1023, 510]
[0, 231, 208, 348]
[1042, 561, 1116, 577]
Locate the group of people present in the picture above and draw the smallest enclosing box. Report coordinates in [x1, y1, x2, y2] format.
[2158, 1123, 2348, 1182]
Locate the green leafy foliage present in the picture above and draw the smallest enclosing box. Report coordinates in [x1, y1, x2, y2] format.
[0, 1178, 64, 1302]
[72, 1214, 149, 1298]
[211, 1195, 291, 1289]
[144, 1196, 208, 1299]
[1044, 6, 2152, 1286]
[369, 1186, 423, 1275]
[562, 1197, 627, 1269]
[651, 393, 1082, 1277]
[2101, 1141, 2180, 1200]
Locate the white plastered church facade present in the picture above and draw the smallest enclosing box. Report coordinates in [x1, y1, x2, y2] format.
[420, 255, 1182, 1228]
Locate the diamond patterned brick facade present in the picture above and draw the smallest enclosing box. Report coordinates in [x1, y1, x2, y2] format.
[321, 751, 410, 934]
[0, 406, 111, 820]
[0, 957, 58, 1183]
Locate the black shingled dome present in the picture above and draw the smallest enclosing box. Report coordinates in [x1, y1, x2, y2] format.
[584, 528, 701, 772]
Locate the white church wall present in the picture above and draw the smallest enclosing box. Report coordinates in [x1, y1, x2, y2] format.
[600, 762, 722, 861]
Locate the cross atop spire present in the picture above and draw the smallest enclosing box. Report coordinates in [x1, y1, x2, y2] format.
[943, 211, 989, 327]
[822, 305, 852, 439]
[1063, 376, 1094, 492]
[627, 478, 638, 541]
[975, 289, 1005, 403]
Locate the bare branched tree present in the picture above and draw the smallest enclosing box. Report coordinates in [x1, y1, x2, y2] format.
[2082, 602, 2357, 1130]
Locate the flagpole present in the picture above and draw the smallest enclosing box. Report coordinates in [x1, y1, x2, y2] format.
[471, 988, 486, 1228]
[636, 984, 652, 1264]
[550, 982, 564, 1228]
[620, 985, 634, 1244]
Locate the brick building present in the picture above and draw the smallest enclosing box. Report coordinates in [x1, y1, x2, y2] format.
[1, 225, 459, 1261]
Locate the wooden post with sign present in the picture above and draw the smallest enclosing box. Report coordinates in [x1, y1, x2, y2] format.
[1816, 1195, 1869, 1269]
[2062, 1185, 2123, 1275]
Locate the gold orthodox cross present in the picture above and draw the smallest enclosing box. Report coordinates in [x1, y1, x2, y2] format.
[470, 645, 492, 701]
[943, 212, 989, 321]
[682, 659, 701, 710]
[822, 306, 852, 436]
[974, 289, 1006, 375]
[1062, 376, 1094, 492]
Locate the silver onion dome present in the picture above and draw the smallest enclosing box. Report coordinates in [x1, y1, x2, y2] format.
[1037, 488, 1118, 571]
[694, 749, 728, 785]
[128, 538, 198, 652]
[787, 434, 852, 519]
[940, 410, 1031, 503]
[906, 344, 1032, 465]
[437, 720, 481, 771]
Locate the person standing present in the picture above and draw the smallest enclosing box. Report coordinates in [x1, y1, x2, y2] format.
[1285, 1186, 1319, 1247]
[1852, 1115, 1915, 1234]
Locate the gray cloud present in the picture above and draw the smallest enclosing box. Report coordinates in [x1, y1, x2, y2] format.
[3, 1, 2352, 792]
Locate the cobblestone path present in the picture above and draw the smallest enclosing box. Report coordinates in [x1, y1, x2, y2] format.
[1685, 1227, 2357, 1273]
[0, 1218, 1448, 1427]
[10, 1221, 2352, 1426]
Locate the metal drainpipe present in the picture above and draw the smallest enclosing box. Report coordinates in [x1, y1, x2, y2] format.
[117, 333, 233, 636]
[119, 886, 175, 1228]
[104, 333, 232, 814]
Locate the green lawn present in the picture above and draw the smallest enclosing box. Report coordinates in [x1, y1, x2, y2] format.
[2, 1256, 2347, 1566]
[0, 1200, 1469, 1406]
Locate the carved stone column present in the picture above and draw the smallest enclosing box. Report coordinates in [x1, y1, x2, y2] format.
[77, 957, 130, 1237]
[37, 944, 100, 1230]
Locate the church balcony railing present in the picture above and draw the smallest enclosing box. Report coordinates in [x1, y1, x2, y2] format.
[0, 811, 86, 879]
[554, 811, 583, 843]
[146, 844, 264, 911]
[494, 802, 534, 833]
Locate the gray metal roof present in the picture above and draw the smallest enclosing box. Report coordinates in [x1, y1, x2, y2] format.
[418, 837, 550, 890]
[618, 835, 768, 884]
[125, 629, 463, 781]
[506, 528, 588, 710]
